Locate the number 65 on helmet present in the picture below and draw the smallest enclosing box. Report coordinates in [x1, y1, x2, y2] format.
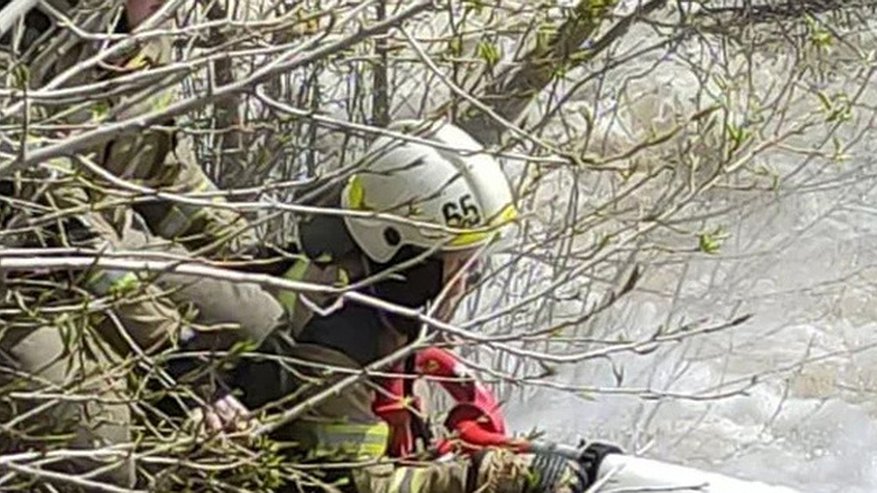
[341, 120, 519, 264]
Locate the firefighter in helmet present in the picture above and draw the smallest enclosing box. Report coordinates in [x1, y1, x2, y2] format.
[235, 120, 594, 493]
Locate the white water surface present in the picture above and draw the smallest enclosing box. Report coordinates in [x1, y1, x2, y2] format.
[491, 14, 877, 493]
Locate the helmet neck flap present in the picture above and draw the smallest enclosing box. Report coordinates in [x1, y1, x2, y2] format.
[297, 199, 446, 337]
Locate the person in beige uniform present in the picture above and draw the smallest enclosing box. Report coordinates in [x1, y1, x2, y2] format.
[3, 4, 596, 492]
[0, 1, 283, 487]
[233, 121, 594, 493]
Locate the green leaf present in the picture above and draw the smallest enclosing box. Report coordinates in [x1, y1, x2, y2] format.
[536, 23, 557, 52]
[11, 64, 29, 89]
[552, 62, 570, 79]
[725, 122, 751, 155]
[91, 100, 110, 122]
[463, 0, 485, 14]
[447, 36, 463, 57]
[698, 227, 727, 255]
[805, 14, 832, 49]
[109, 272, 140, 297]
[830, 135, 850, 163]
[476, 40, 501, 68]
[817, 91, 852, 124]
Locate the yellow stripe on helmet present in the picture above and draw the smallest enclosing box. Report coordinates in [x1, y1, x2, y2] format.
[448, 202, 518, 247]
[346, 175, 366, 210]
[344, 173, 518, 248]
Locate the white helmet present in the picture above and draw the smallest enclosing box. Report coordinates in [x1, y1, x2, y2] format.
[341, 120, 517, 264]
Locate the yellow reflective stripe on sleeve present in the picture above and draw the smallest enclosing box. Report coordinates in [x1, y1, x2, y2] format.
[310, 421, 389, 459]
[277, 259, 310, 312]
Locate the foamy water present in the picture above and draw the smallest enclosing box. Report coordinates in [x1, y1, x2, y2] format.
[492, 14, 877, 492]
[496, 103, 877, 493]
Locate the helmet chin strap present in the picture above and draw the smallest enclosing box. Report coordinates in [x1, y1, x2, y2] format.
[361, 253, 400, 333]
[361, 245, 444, 340]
